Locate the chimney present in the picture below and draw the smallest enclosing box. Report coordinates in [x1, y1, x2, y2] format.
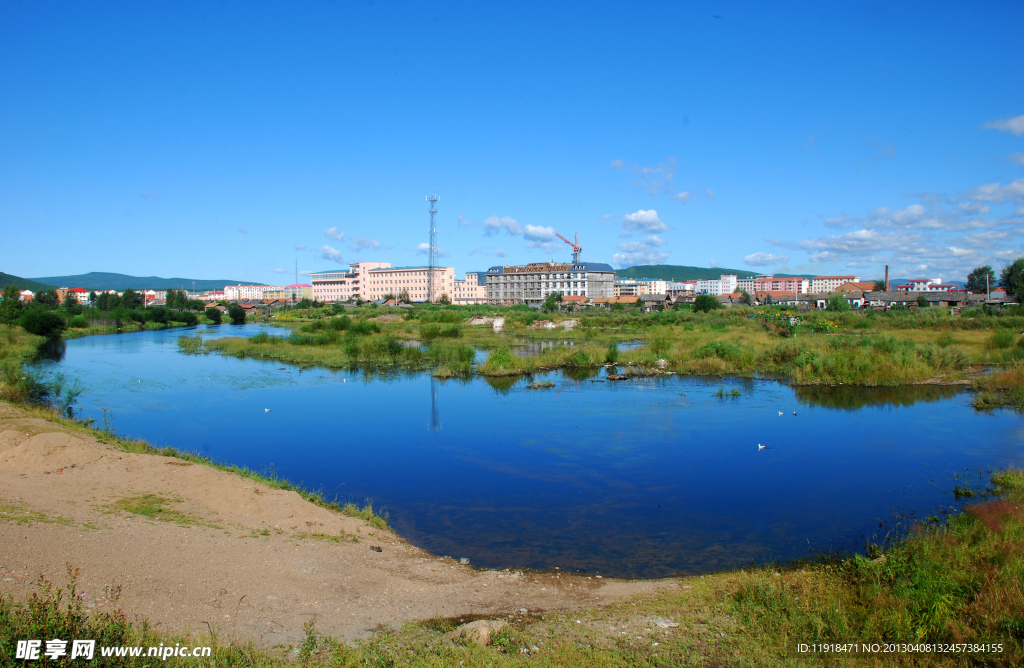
[884, 265, 890, 292]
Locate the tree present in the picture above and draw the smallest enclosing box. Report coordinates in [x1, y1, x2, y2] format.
[397, 289, 411, 303]
[827, 293, 850, 311]
[967, 265, 996, 294]
[35, 289, 59, 308]
[738, 290, 753, 305]
[20, 307, 66, 338]
[873, 280, 887, 291]
[1, 284, 24, 324]
[205, 307, 222, 324]
[89, 291, 98, 303]
[227, 304, 246, 325]
[999, 257, 1024, 303]
[61, 291, 82, 315]
[693, 294, 721, 313]
[542, 292, 563, 312]
[438, 293, 451, 305]
[120, 288, 142, 309]
[916, 294, 930, 308]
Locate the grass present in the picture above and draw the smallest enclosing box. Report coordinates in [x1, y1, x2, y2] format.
[109, 493, 217, 528]
[0, 499, 71, 525]
[971, 364, 1024, 411]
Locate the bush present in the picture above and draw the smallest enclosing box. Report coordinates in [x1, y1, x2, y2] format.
[205, 307, 222, 325]
[227, 305, 246, 325]
[988, 329, 1016, 350]
[693, 295, 721, 313]
[20, 308, 65, 338]
[68, 315, 89, 329]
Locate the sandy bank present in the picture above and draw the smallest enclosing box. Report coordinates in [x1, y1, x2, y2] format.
[0, 402, 670, 647]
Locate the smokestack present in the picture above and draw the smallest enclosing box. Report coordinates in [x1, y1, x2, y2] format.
[884, 265, 889, 292]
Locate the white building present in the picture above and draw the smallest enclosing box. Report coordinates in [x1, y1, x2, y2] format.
[666, 281, 696, 296]
[810, 275, 860, 294]
[485, 262, 615, 306]
[366, 265, 455, 302]
[695, 274, 738, 295]
[224, 285, 277, 301]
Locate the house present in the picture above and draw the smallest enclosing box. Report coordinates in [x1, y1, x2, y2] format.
[834, 281, 876, 292]
[561, 295, 590, 308]
[640, 294, 669, 311]
[754, 290, 799, 306]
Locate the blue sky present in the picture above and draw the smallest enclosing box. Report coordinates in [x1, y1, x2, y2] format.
[1, 1, 1022, 284]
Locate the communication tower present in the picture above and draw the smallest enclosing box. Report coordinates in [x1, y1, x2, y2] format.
[426, 191, 439, 302]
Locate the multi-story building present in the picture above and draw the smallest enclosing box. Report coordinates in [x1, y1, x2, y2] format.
[264, 284, 313, 301]
[55, 287, 89, 304]
[811, 275, 860, 293]
[310, 269, 361, 302]
[614, 279, 651, 297]
[666, 281, 696, 296]
[224, 284, 273, 301]
[695, 274, 738, 295]
[453, 271, 487, 305]
[485, 262, 615, 306]
[893, 278, 961, 292]
[736, 275, 810, 294]
[616, 278, 667, 296]
[365, 266, 455, 302]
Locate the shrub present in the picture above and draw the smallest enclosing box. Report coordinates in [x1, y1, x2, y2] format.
[693, 294, 721, 313]
[68, 315, 89, 328]
[227, 305, 246, 325]
[988, 329, 1016, 350]
[19, 308, 65, 338]
[205, 307, 222, 324]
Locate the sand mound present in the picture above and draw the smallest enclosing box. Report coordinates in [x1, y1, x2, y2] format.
[0, 431, 108, 471]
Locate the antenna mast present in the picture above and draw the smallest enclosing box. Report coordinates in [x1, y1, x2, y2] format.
[426, 191, 439, 302]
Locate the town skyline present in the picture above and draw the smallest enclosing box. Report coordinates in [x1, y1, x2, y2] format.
[1, 2, 1022, 285]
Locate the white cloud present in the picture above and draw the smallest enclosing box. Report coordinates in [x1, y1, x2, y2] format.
[612, 235, 670, 267]
[970, 178, 1024, 204]
[809, 251, 842, 262]
[1009, 153, 1024, 167]
[620, 209, 668, 236]
[613, 249, 669, 267]
[324, 227, 345, 241]
[983, 114, 1024, 136]
[744, 252, 790, 266]
[613, 157, 713, 204]
[271, 268, 288, 273]
[482, 215, 523, 236]
[468, 245, 507, 258]
[294, 244, 307, 251]
[139, 193, 160, 201]
[317, 245, 344, 264]
[523, 225, 555, 241]
[958, 201, 991, 214]
[351, 237, 390, 252]
[415, 242, 449, 257]
[457, 213, 472, 228]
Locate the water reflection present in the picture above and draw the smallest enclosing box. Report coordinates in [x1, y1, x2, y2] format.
[794, 384, 963, 410]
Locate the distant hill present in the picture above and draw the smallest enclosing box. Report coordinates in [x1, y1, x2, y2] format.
[28, 272, 263, 291]
[0, 272, 56, 292]
[616, 265, 757, 281]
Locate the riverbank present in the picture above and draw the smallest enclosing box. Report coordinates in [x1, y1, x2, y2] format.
[198, 306, 1024, 393]
[1, 402, 1022, 665]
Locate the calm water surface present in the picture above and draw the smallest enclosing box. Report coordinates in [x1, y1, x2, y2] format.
[34, 325, 1024, 578]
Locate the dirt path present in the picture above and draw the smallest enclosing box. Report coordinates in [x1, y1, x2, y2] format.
[0, 403, 672, 647]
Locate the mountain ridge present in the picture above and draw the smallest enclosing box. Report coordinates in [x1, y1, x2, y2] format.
[28, 272, 264, 291]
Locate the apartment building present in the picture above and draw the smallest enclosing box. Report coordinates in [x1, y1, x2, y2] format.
[365, 266, 455, 302]
[695, 274, 738, 295]
[485, 262, 615, 306]
[264, 284, 313, 301]
[224, 284, 274, 301]
[736, 275, 810, 294]
[894, 278, 960, 292]
[810, 275, 861, 293]
[666, 281, 696, 296]
[453, 271, 487, 305]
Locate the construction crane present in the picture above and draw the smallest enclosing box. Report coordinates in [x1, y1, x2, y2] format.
[555, 232, 582, 264]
